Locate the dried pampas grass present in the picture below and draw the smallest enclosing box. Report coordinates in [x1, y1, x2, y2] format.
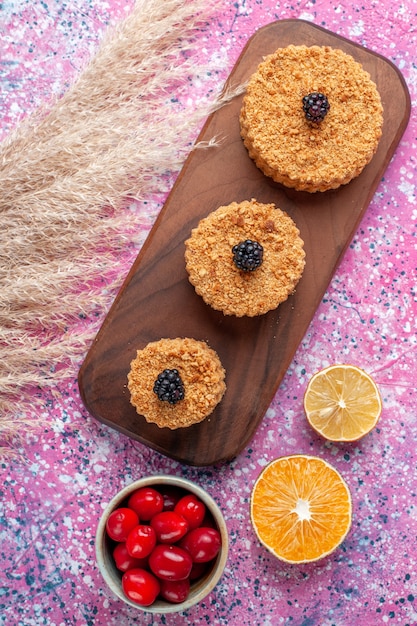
[0, 0, 241, 458]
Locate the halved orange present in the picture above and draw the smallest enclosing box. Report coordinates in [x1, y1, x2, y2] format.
[250, 455, 352, 564]
[304, 364, 382, 442]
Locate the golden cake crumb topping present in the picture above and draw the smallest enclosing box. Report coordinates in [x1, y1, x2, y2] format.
[184, 199, 305, 317]
[127, 337, 226, 429]
[240, 45, 383, 192]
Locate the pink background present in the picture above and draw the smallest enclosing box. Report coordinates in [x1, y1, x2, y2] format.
[1, 1, 416, 625]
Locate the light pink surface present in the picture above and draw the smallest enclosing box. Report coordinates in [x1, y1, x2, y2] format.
[1, 1, 416, 625]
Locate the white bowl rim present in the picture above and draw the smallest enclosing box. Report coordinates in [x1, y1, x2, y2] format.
[96, 475, 229, 614]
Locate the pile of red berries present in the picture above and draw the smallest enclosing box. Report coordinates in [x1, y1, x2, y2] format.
[105, 484, 222, 606]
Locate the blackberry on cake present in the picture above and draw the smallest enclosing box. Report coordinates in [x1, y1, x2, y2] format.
[153, 369, 185, 404]
[232, 239, 264, 271]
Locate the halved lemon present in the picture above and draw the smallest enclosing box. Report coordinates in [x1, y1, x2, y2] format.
[304, 364, 382, 442]
[251, 455, 352, 563]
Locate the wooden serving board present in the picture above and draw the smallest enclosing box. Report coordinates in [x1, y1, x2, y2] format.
[78, 20, 410, 466]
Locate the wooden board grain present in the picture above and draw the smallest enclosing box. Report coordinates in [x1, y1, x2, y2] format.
[78, 20, 410, 466]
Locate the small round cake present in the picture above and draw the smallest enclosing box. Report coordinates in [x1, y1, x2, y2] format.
[127, 338, 226, 429]
[240, 45, 383, 192]
[184, 199, 305, 317]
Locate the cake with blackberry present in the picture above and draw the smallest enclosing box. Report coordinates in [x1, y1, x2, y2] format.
[240, 45, 383, 192]
[184, 199, 305, 317]
[127, 338, 226, 429]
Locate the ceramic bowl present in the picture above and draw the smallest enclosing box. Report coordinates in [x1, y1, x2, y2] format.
[96, 475, 228, 613]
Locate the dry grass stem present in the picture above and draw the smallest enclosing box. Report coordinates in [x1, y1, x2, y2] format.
[0, 0, 242, 456]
